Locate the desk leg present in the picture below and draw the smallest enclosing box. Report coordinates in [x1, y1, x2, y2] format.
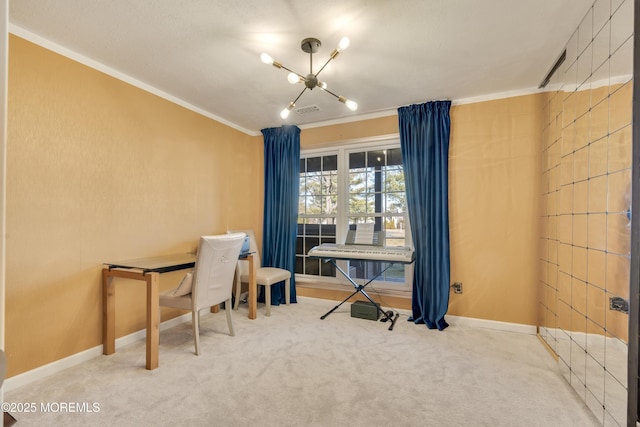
[102, 269, 115, 355]
[146, 272, 159, 370]
[247, 254, 257, 320]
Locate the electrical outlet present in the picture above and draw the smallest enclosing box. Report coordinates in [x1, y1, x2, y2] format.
[452, 282, 463, 294]
[609, 296, 629, 314]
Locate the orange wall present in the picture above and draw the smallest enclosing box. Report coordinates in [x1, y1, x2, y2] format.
[7, 33, 549, 378]
[300, 115, 399, 149]
[300, 95, 544, 326]
[448, 95, 543, 325]
[6, 35, 262, 377]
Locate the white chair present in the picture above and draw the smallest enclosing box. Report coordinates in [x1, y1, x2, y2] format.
[230, 229, 290, 316]
[159, 233, 245, 355]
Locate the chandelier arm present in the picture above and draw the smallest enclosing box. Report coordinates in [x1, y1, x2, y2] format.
[314, 56, 335, 78]
[291, 86, 308, 105]
[277, 63, 305, 79]
[319, 86, 357, 111]
[318, 86, 339, 100]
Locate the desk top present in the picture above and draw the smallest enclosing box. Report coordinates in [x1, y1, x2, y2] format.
[104, 251, 255, 274]
[104, 253, 196, 274]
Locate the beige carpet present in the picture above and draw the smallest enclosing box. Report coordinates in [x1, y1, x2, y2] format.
[5, 297, 599, 426]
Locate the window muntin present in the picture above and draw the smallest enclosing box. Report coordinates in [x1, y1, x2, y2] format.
[347, 148, 407, 284]
[296, 155, 338, 278]
[296, 143, 411, 290]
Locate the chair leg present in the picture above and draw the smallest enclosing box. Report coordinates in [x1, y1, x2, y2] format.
[285, 278, 290, 305]
[265, 284, 271, 316]
[233, 268, 242, 310]
[192, 309, 200, 356]
[225, 298, 235, 336]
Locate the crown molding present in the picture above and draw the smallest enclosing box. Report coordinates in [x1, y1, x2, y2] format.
[11, 25, 566, 136]
[9, 25, 260, 136]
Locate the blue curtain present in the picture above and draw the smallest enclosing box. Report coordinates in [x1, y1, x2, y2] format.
[261, 125, 300, 305]
[398, 101, 451, 330]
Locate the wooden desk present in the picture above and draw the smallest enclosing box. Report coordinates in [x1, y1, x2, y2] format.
[102, 252, 257, 370]
[245, 254, 257, 319]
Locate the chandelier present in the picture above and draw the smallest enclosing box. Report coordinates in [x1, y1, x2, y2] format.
[260, 37, 358, 119]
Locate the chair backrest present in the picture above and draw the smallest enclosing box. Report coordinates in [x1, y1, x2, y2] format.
[192, 233, 245, 311]
[228, 229, 261, 270]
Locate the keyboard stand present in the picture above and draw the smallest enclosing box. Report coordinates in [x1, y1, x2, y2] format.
[319, 259, 400, 331]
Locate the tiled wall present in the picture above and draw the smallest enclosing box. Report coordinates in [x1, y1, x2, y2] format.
[538, 0, 633, 425]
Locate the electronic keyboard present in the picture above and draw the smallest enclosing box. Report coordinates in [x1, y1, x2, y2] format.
[308, 243, 415, 264]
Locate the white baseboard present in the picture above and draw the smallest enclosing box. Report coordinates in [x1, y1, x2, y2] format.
[301, 297, 537, 334]
[3, 313, 191, 393]
[375, 300, 537, 334]
[446, 314, 537, 334]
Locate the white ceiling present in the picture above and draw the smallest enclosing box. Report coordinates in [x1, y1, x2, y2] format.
[9, 0, 595, 135]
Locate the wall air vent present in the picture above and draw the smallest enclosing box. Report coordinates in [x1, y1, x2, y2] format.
[538, 49, 566, 89]
[295, 105, 321, 115]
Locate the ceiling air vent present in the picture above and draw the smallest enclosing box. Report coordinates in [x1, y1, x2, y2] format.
[538, 49, 566, 89]
[295, 105, 321, 115]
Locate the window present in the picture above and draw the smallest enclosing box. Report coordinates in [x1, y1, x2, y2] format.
[296, 140, 411, 291]
[297, 154, 338, 279]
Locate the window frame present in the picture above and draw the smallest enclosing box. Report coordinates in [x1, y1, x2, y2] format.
[296, 137, 413, 294]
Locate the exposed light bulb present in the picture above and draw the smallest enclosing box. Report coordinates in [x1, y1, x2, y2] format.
[337, 37, 350, 52]
[338, 96, 358, 111]
[287, 72, 300, 84]
[260, 53, 274, 65]
[280, 102, 295, 119]
[318, 81, 327, 89]
[345, 99, 358, 111]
